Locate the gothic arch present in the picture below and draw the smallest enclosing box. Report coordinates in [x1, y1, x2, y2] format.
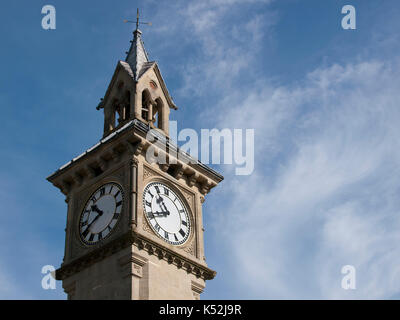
[141, 89, 152, 121]
[154, 97, 164, 130]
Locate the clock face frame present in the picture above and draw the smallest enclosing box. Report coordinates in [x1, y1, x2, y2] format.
[78, 182, 124, 246]
[142, 182, 191, 246]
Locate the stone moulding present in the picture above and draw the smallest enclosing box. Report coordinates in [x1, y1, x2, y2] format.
[47, 119, 223, 198]
[56, 230, 216, 281]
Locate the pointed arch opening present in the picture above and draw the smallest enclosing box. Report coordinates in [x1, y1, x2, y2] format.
[141, 89, 151, 121]
[154, 98, 164, 130]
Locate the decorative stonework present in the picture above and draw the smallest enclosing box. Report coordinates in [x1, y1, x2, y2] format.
[143, 211, 195, 257]
[180, 188, 194, 209]
[56, 231, 216, 281]
[46, 27, 225, 299]
[181, 238, 196, 256]
[191, 280, 205, 300]
[118, 252, 147, 279]
[69, 166, 129, 262]
[142, 217, 153, 234]
[143, 165, 156, 180]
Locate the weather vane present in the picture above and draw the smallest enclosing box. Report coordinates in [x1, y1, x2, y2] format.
[123, 8, 152, 30]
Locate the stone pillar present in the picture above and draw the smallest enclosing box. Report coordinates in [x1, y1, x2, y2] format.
[198, 195, 206, 262]
[163, 104, 170, 135]
[136, 90, 143, 119]
[131, 89, 139, 119]
[103, 103, 114, 135]
[147, 101, 153, 122]
[130, 158, 138, 228]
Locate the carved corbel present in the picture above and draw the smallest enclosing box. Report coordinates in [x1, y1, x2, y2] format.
[60, 179, 73, 195]
[155, 248, 165, 260]
[74, 172, 84, 187]
[187, 172, 199, 187]
[134, 139, 146, 156]
[174, 258, 182, 269]
[183, 262, 193, 273]
[174, 165, 185, 180]
[160, 163, 170, 172]
[85, 165, 96, 178]
[111, 147, 122, 163]
[200, 181, 211, 195]
[166, 253, 174, 264]
[97, 157, 108, 172]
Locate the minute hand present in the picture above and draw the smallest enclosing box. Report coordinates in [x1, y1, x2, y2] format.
[156, 196, 170, 215]
[153, 211, 169, 217]
[87, 206, 103, 229]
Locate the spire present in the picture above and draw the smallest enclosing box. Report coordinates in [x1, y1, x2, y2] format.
[124, 9, 151, 81]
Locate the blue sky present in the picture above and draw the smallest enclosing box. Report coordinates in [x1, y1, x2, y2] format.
[1, 0, 400, 299]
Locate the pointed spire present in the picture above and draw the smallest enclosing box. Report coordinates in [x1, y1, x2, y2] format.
[125, 9, 150, 81]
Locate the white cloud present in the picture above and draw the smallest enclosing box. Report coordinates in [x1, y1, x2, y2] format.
[140, 0, 400, 299]
[211, 59, 400, 298]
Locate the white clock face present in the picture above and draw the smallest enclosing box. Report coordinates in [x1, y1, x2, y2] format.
[79, 182, 124, 245]
[143, 182, 191, 245]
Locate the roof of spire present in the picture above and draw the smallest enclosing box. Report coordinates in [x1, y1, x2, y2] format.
[125, 29, 151, 81]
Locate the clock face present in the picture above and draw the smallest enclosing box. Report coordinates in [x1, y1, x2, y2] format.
[143, 182, 191, 245]
[79, 182, 124, 245]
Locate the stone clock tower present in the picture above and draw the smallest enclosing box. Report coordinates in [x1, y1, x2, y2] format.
[47, 25, 223, 300]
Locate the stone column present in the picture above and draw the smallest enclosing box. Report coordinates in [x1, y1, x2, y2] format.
[131, 89, 139, 119]
[130, 158, 139, 228]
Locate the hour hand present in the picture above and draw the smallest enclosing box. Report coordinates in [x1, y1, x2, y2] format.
[91, 204, 103, 215]
[156, 196, 170, 215]
[153, 211, 169, 217]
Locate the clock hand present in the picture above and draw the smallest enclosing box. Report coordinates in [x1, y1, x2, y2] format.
[87, 205, 104, 230]
[153, 211, 169, 217]
[91, 204, 103, 215]
[156, 195, 170, 216]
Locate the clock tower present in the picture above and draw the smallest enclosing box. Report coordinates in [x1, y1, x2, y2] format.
[47, 23, 223, 300]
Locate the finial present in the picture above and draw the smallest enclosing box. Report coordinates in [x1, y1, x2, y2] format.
[123, 8, 152, 32]
[136, 8, 139, 31]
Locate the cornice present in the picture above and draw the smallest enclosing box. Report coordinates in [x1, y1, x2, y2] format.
[55, 230, 216, 281]
[47, 119, 223, 197]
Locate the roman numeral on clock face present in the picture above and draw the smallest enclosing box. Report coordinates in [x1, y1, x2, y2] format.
[143, 182, 190, 245]
[147, 211, 154, 219]
[80, 182, 124, 245]
[82, 228, 90, 239]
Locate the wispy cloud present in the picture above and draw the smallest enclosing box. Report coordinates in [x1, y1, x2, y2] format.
[211, 59, 400, 299]
[150, 0, 400, 299]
